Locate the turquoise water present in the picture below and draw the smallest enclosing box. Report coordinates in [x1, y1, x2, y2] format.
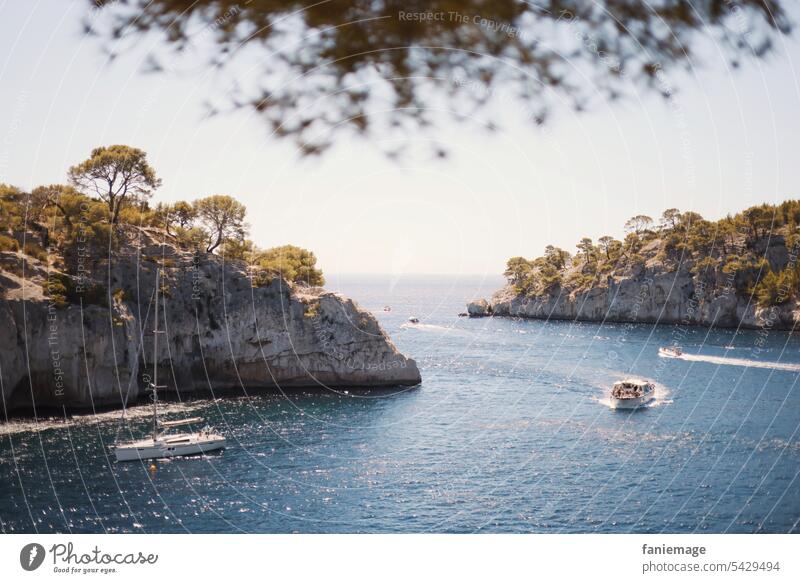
[1, 274, 799, 533]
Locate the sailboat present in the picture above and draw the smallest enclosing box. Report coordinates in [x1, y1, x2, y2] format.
[114, 268, 226, 462]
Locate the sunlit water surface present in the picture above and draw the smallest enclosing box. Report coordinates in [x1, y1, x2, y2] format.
[1, 274, 799, 533]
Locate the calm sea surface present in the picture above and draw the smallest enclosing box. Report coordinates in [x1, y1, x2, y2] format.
[1, 274, 799, 533]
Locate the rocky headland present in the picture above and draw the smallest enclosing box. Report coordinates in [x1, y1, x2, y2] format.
[0, 228, 420, 415]
[468, 204, 800, 331]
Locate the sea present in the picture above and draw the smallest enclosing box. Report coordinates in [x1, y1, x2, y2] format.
[1, 274, 798, 533]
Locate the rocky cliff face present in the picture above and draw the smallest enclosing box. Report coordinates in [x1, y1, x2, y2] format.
[0, 231, 420, 414]
[480, 261, 800, 330]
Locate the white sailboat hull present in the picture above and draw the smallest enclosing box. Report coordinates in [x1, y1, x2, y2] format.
[114, 434, 226, 461]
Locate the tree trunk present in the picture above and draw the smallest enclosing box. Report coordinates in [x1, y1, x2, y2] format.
[55, 203, 72, 233]
[207, 229, 223, 253]
[110, 196, 120, 224]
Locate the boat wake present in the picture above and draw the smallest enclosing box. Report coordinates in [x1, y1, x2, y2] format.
[400, 323, 452, 332]
[661, 352, 800, 372]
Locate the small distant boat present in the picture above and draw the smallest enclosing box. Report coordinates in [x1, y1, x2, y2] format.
[610, 378, 656, 410]
[408, 316, 419, 324]
[658, 346, 683, 358]
[383, 306, 392, 312]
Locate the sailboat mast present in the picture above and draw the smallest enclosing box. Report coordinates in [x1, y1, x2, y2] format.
[152, 267, 159, 441]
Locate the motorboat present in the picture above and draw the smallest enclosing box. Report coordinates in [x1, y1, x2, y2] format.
[408, 316, 420, 324]
[658, 346, 683, 358]
[610, 378, 656, 410]
[114, 268, 226, 462]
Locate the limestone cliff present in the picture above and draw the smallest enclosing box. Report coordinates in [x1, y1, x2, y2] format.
[476, 235, 800, 330]
[0, 230, 420, 413]
[487, 269, 799, 329]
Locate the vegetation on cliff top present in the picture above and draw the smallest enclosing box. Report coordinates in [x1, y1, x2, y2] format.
[504, 203, 800, 309]
[0, 145, 324, 305]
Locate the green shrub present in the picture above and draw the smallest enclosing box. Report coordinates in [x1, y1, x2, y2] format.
[691, 256, 718, 275]
[251, 245, 324, 287]
[174, 226, 207, 250]
[504, 257, 534, 293]
[23, 242, 49, 262]
[0, 234, 20, 252]
[45, 275, 69, 309]
[44, 272, 108, 308]
[221, 238, 254, 261]
[754, 269, 796, 308]
[567, 272, 596, 291]
[626, 253, 646, 271]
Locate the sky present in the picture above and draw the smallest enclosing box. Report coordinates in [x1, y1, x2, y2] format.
[2, 1, 800, 276]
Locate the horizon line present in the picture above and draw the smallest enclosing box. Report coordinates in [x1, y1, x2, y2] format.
[326, 272, 506, 277]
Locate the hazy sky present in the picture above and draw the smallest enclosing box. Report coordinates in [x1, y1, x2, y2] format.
[2, 1, 800, 275]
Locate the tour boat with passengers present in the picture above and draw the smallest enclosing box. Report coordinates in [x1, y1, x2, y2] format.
[610, 378, 656, 410]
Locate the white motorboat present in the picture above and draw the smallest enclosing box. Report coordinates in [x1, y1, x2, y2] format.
[114, 268, 226, 462]
[658, 346, 683, 358]
[408, 316, 420, 324]
[610, 378, 656, 410]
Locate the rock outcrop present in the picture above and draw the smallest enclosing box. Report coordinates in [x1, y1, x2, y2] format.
[0, 231, 420, 413]
[466, 298, 492, 318]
